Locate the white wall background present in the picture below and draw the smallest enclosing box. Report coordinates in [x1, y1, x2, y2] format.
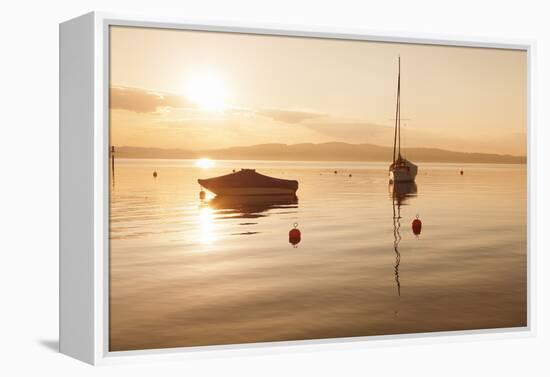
[0, 0, 548, 375]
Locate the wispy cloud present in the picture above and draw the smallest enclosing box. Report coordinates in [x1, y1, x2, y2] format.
[110, 86, 195, 113]
[111, 86, 328, 126]
[303, 121, 393, 139]
[225, 106, 327, 124]
[256, 108, 327, 124]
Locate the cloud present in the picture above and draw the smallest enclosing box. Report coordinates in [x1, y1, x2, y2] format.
[224, 106, 327, 124]
[110, 87, 324, 125]
[110, 86, 195, 113]
[303, 121, 394, 140]
[256, 108, 326, 124]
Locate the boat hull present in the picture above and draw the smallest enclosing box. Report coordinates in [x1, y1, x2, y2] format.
[390, 169, 417, 183]
[389, 159, 418, 183]
[203, 187, 297, 196]
[198, 169, 298, 196]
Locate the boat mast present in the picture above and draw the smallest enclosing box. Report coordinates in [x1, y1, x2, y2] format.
[397, 56, 402, 159]
[392, 56, 401, 163]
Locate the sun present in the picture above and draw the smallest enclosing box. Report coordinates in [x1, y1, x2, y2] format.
[184, 73, 227, 112]
[195, 158, 215, 169]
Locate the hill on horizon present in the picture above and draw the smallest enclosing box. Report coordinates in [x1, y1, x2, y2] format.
[113, 142, 526, 164]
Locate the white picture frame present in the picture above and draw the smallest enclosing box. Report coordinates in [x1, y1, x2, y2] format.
[59, 11, 536, 365]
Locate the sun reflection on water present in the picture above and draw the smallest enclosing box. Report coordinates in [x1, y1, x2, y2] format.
[195, 158, 215, 169]
[198, 205, 217, 245]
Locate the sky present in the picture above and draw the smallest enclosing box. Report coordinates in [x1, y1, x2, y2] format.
[109, 26, 527, 156]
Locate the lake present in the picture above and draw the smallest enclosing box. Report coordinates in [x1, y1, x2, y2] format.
[109, 159, 527, 351]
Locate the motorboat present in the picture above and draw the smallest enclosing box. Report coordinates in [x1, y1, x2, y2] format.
[198, 169, 298, 196]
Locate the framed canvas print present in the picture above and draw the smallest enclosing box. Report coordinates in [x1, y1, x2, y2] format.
[60, 12, 534, 365]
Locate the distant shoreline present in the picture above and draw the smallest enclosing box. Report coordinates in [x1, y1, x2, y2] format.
[112, 143, 526, 164]
[115, 155, 526, 165]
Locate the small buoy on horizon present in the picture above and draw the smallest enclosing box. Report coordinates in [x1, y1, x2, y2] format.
[412, 214, 422, 235]
[349, 174, 352, 177]
[289, 222, 301, 248]
[153, 171, 158, 178]
[334, 170, 338, 174]
[460, 170, 464, 175]
[232, 169, 236, 173]
[199, 190, 206, 200]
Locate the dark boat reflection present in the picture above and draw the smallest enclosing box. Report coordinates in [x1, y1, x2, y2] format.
[390, 182, 418, 296]
[389, 181, 417, 206]
[207, 194, 299, 219]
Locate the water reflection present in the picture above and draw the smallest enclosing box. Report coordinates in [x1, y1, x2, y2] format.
[389, 181, 417, 206]
[198, 206, 216, 245]
[197, 195, 299, 241]
[111, 161, 527, 350]
[207, 195, 298, 219]
[390, 182, 418, 296]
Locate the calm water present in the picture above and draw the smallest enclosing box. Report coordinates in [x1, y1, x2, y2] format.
[109, 159, 527, 351]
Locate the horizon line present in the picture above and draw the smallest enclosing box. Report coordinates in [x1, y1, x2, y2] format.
[111, 142, 527, 159]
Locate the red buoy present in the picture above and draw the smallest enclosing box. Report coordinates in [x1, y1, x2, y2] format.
[289, 223, 301, 247]
[412, 215, 422, 235]
[199, 190, 206, 200]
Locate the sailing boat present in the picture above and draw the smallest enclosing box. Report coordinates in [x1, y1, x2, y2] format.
[389, 56, 418, 183]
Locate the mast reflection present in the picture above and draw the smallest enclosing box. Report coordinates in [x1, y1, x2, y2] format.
[390, 182, 417, 296]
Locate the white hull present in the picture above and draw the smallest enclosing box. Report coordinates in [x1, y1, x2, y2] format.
[389, 159, 418, 183]
[206, 187, 297, 196]
[390, 169, 417, 183]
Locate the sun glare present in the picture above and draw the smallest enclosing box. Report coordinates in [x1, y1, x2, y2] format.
[184, 73, 227, 112]
[195, 158, 215, 169]
[198, 206, 217, 245]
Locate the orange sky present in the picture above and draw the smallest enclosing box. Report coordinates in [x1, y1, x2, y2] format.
[109, 26, 527, 156]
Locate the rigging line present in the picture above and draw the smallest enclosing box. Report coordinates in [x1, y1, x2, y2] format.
[397, 56, 401, 159]
[403, 122, 407, 159]
[392, 56, 400, 163]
